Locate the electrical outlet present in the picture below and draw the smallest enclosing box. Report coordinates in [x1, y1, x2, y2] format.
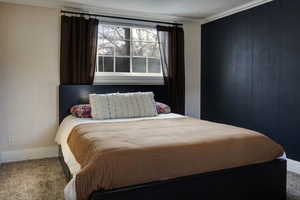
[8, 136, 14, 145]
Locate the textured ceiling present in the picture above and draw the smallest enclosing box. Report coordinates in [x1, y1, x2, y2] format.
[2, 0, 259, 19]
[0, 0, 270, 22]
[63, 0, 255, 19]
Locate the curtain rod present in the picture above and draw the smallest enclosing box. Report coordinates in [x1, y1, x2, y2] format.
[61, 10, 183, 26]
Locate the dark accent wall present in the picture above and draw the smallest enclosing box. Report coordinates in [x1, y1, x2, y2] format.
[201, 0, 300, 161]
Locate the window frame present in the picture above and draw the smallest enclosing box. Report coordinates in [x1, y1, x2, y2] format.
[94, 23, 164, 85]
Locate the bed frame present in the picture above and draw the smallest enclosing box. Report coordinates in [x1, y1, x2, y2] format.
[59, 84, 287, 200]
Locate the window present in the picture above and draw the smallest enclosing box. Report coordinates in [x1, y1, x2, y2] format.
[95, 23, 163, 84]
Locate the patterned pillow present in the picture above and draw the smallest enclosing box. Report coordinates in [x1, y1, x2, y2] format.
[70, 104, 92, 118]
[155, 102, 171, 114]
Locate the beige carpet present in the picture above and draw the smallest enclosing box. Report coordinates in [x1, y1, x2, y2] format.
[288, 171, 300, 200]
[0, 158, 67, 200]
[0, 158, 299, 200]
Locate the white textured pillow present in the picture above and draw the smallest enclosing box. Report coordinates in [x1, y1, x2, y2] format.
[108, 92, 157, 119]
[89, 92, 158, 120]
[89, 94, 111, 120]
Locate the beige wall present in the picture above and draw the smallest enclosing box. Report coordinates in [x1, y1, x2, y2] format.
[0, 3, 60, 152]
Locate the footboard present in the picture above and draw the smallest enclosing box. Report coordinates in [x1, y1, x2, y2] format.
[89, 159, 286, 200]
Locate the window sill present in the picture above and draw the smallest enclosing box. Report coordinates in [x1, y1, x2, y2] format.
[94, 73, 164, 85]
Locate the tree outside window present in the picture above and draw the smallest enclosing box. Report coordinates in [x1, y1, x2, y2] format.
[97, 24, 162, 75]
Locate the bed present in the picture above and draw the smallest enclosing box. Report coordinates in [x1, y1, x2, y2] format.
[57, 85, 287, 200]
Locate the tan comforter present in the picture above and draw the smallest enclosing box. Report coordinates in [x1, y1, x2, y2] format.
[67, 117, 284, 200]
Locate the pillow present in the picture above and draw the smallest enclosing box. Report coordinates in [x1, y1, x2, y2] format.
[70, 104, 92, 118]
[89, 92, 158, 120]
[89, 94, 111, 120]
[155, 102, 171, 114]
[108, 92, 158, 119]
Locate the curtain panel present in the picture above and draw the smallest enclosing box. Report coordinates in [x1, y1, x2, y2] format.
[157, 26, 185, 115]
[60, 16, 99, 84]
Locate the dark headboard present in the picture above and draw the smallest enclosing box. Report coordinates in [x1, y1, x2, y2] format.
[59, 85, 168, 123]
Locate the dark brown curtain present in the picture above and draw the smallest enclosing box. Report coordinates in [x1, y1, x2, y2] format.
[157, 26, 185, 115]
[60, 15, 99, 84]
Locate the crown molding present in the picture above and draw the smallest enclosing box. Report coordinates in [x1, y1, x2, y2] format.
[202, 0, 273, 24]
[0, 0, 198, 24]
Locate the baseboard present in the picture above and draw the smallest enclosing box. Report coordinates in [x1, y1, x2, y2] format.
[287, 159, 300, 175]
[0, 146, 58, 163]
